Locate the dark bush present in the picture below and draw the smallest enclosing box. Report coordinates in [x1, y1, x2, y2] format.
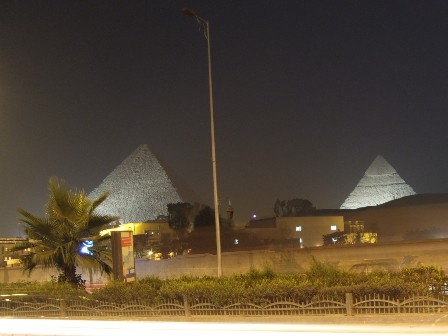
[90, 277, 163, 304]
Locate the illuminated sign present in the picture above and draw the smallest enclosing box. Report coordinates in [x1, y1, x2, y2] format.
[111, 231, 136, 283]
[80, 240, 94, 255]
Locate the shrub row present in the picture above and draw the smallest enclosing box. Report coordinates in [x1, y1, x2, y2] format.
[91, 261, 447, 304]
[1, 260, 445, 304]
[0, 280, 87, 301]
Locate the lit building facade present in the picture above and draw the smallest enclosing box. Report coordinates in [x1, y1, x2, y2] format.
[246, 215, 344, 249]
[100, 220, 175, 241]
[0, 238, 29, 267]
[100, 220, 177, 259]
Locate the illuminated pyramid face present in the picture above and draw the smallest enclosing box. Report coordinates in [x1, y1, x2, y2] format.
[340, 155, 416, 209]
[88, 144, 183, 223]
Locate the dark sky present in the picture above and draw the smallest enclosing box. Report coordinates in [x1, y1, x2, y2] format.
[1, 0, 448, 237]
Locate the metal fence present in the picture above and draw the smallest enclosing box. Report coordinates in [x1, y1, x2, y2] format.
[0, 294, 447, 318]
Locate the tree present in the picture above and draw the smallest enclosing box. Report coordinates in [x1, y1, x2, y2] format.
[167, 202, 194, 236]
[274, 198, 316, 217]
[133, 234, 149, 259]
[274, 199, 282, 217]
[13, 177, 119, 286]
[167, 202, 195, 255]
[185, 224, 265, 254]
[194, 206, 215, 228]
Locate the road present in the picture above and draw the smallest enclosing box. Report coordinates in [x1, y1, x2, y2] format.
[1, 318, 448, 336]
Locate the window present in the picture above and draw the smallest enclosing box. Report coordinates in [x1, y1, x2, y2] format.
[295, 226, 302, 232]
[330, 225, 337, 231]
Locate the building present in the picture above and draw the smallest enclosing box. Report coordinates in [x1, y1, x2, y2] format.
[342, 193, 448, 242]
[0, 238, 28, 267]
[100, 220, 177, 259]
[100, 220, 175, 239]
[246, 215, 344, 249]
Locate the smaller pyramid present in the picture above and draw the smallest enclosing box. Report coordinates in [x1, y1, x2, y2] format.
[340, 155, 416, 209]
[89, 144, 186, 223]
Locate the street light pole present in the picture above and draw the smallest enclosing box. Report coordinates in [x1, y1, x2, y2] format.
[182, 8, 222, 277]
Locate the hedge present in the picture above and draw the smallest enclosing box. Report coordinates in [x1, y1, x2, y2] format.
[1, 261, 445, 304]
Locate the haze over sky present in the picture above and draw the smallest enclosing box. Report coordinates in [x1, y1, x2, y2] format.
[1, 1, 448, 236]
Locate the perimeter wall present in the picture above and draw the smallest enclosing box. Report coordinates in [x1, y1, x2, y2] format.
[1, 238, 448, 283]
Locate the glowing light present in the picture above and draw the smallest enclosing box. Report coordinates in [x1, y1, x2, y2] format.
[80, 240, 94, 255]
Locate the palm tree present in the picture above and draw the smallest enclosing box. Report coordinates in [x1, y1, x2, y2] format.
[13, 177, 119, 286]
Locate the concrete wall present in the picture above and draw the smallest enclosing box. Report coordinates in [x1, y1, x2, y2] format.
[0, 265, 110, 285]
[135, 250, 280, 278]
[2, 238, 448, 283]
[1, 265, 59, 283]
[135, 238, 448, 278]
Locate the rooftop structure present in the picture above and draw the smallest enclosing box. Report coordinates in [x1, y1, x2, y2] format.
[340, 155, 416, 209]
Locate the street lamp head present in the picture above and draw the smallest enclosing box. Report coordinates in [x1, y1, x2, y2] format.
[181, 8, 197, 18]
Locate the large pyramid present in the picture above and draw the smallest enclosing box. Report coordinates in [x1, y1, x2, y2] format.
[340, 155, 416, 209]
[88, 144, 188, 223]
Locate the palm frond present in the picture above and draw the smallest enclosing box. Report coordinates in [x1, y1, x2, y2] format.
[20, 254, 37, 273]
[17, 176, 117, 283]
[17, 208, 46, 226]
[76, 253, 113, 275]
[93, 234, 111, 243]
[90, 191, 111, 212]
[87, 215, 120, 234]
[31, 249, 59, 269]
[17, 214, 60, 248]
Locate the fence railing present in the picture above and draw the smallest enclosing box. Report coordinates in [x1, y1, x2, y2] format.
[0, 294, 446, 318]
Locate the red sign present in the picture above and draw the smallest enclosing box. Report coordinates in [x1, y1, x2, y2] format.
[121, 232, 132, 247]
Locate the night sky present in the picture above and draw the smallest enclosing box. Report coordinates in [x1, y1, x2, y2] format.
[2, 1, 448, 237]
